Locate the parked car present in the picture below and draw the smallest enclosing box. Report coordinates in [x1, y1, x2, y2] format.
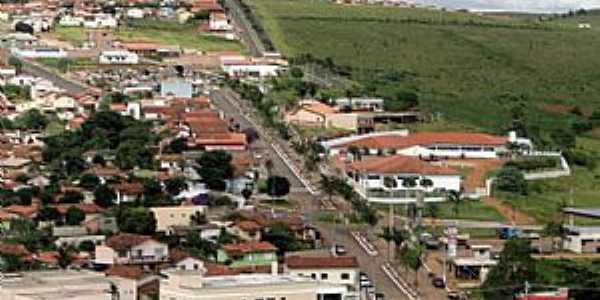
[432, 277, 446, 288]
[375, 293, 385, 300]
[331, 244, 347, 256]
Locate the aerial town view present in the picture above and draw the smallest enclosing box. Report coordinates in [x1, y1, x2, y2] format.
[0, 0, 599, 299]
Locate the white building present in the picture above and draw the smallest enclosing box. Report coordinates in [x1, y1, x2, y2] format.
[12, 47, 67, 59]
[0, 270, 113, 300]
[333, 97, 385, 112]
[99, 50, 139, 65]
[149, 205, 206, 234]
[59, 15, 84, 27]
[221, 58, 282, 78]
[563, 226, 600, 254]
[160, 270, 357, 300]
[83, 14, 118, 29]
[94, 233, 169, 265]
[284, 256, 360, 290]
[126, 8, 145, 19]
[346, 155, 461, 204]
[209, 12, 232, 31]
[322, 131, 525, 159]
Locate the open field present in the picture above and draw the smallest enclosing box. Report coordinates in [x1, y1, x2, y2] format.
[430, 200, 506, 222]
[249, 0, 600, 133]
[49, 21, 243, 52]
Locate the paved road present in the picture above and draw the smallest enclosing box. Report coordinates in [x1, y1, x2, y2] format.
[210, 89, 305, 189]
[18, 57, 88, 94]
[223, 0, 264, 57]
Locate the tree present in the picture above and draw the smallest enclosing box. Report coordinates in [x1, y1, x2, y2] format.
[8, 218, 45, 252]
[399, 244, 425, 287]
[241, 188, 253, 202]
[379, 227, 408, 261]
[57, 245, 74, 269]
[495, 166, 528, 195]
[447, 190, 462, 218]
[266, 176, 290, 198]
[0, 254, 23, 272]
[262, 223, 302, 254]
[290, 67, 304, 78]
[482, 238, 537, 300]
[15, 109, 49, 130]
[550, 128, 576, 150]
[116, 208, 157, 235]
[94, 185, 116, 208]
[319, 175, 336, 205]
[190, 211, 207, 225]
[15, 188, 32, 206]
[165, 177, 188, 196]
[60, 190, 84, 204]
[79, 174, 100, 190]
[14, 22, 33, 34]
[37, 206, 60, 222]
[65, 206, 85, 225]
[8, 56, 22, 74]
[167, 138, 188, 154]
[196, 151, 234, 191]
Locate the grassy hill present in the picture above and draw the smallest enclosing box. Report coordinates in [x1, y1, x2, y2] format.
[247, 0, 600, 222]
[249, 0, 600, 133]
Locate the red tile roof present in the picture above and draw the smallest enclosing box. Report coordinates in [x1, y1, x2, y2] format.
[286, 256, 359, 269]
[53, 203, 105, 215]
[0, 243, 31, 257]
[34, 251, 59, 265]
[204, 263, 238, 276]
[222, 241, 276, 254]
[107, 233, 153, 251]
[348, 155, 459, 175]
[122, 42, 160, 51]
[235, 220, 262, 232]
[338, 132, 507, 150]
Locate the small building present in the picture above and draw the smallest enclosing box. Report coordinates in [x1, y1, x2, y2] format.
[229, 220, 263, 242]
[95, 233, 169, 266]
[284, 100, 337, 127]
[0, 157, 31, 178]
[161, 79, 193, 98]
[285, 255, 360, 290]
[333, 97, 384, 112]
[149, 205, 206, 234]
[99, 50, 139, 65]
[159, 270, 355, 300]
[563, 226, 600, 253]
[106, 265, 160, 300]
[209, 11, 231, 31]
[126, 8, 145, 19]
[12, 47, 67, 59]
[217, 241, 277, 272]
[83, 14, 117, 29]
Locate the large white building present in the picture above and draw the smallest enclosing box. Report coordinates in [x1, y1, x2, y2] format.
[149, 205, 206, 234]
[563, 226, 600, 254]
[0, 270, 113, 300]
[346, 155, 461, 203]
[284, 256, 360, 291]
[322, 131, 531, 159]
[159, 270, 357, 300]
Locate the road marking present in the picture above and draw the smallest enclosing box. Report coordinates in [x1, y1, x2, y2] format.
[381, 262, 419, 300]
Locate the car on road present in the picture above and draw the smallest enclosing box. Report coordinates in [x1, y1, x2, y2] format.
[432, 277, 446, 288]
[331, 244, 347, 256]
[359, 272, 369, 282]
[375, 293, 385, 300]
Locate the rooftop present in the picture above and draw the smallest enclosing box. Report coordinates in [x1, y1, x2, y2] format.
[286, 256, 359, 269]
[348, 155, 459, 175]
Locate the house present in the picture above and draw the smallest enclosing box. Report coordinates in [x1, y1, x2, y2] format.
[220, 57, 282, 78]
[58, 15, 84, 26]
[209, 11, 231, 31]
[346, 155, 461, 203]
[333, 97, 385, 112]
[284, 255, 360, 289]
[95, 233, 169, 265]
[169, 249, 206, 271]
[452, 244, 497, 284]
[0, 157, 31, 178]
[284, 100, 337, 127]
[99, 51, 139, 65]
[106, 265, 160, 300]
[159, 270, 355, 300]
[229, 220, 262, 241]
[217, 241, 277, 272]
[0, 270, 114, 300]
[516, 288, 569, 300]
[83, 13, 118, 28]
[322, 131, 528, 159]
[563, 226, 600, 253]
[325, 112, 374, 133]
[149, 205, 206, 234]
[161, 79, 193, 98]
[170, 223, 223, 241]
[114, 182, 144, 204]
[126, 8, 145, 19]
[122, 42, 160, 56]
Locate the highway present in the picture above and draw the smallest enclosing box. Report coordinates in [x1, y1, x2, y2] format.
[18, 57, 88, 94]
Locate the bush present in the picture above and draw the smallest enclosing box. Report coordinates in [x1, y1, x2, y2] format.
[505, 157, 559, 171]
[564, 150, 597, 170]
[495, 166, 527, 195]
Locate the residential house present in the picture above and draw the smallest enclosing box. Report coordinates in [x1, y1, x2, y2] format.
[217, 241, 277, 272]
[161, 79, 193, 98]
[12, 47, 67, 59]
[208, 11, 231, 31]
[95, 233, 169, 266]
[229, 220, 262, 241]
[346, 155, 461, 203]
[149, 205, 206, 234]
[333, 97, 385, 112]
[114, 182, 144, 204]
[106, 265, 160, 300]
[563, 226, 600, 254]
[452, 244, 497, 284]
[83, 13, 118, 28]
[220, 57, 282, 78]
[169, 249, 206, 271]
[0, 157, 31, 178]
[284, 100, 337, 127]
[284, 255, 360, 290]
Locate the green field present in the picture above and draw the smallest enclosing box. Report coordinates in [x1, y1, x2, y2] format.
[249, 0, 600, 132]
[50, 21, 243, 52]
[430, 200, 506, 222]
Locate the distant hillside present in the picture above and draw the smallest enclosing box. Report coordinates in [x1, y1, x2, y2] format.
[249, 0, 600, 136]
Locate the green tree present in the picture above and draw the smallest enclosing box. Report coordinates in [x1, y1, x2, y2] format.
[60, 190, 84, 204]
[8, 56, 22, 73]
[319, 175, 336, 205]
[495, 167, 528, 195]
[196, 151, 234, 191]
[262, 223, 301, 254]
[15, 109, 49, 130]
[37, 206, 61, 223]
[165, 177, 188, 196]
[57, 245, 74, 269]
[65, 206, 85, 225]
[266, 176, 290, 198]
[447, 190, 462, 218]
[167, 138, 188, 154]
[482, 238, 537, 300]
[93, 185, 116, 208]
[116, 208, 157, 235]
[79, 174, 100, 190]
[550, 128, 576, 150]
[399, 244, 425, 287]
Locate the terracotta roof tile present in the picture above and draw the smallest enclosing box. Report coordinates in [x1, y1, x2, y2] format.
[106, 265, 146, 280]
[339, 132, 507, 150]
[106, 233, 153, 251]
[286, 256, 359, 269]
[0, 243, 31, 257]
[222, 241, 276, 254]
[348, 155, 459, 175]
[235, 220, 262, 232]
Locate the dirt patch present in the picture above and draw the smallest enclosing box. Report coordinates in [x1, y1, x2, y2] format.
[541, 103, 575, 114]
[446, 159, 505, 192]
[482, 196, 536, 225]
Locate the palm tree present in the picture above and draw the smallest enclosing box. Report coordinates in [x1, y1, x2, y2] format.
[417, 178, 434, 226]
[447, 190, 462, 218]
[379, 227, 408, 261]
[399, 244, 425, 288]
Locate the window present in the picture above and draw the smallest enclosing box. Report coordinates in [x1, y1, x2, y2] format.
[367, 175, 381, 180]
[341, 273, 350, 280]
[118, 250, 127, 258]
[321, 273, 328, 280]
[280, 298, 286, 300]
[193, 264, 199, 270]
[154, 248, 164, 256]
[311, 273, 316, 279]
